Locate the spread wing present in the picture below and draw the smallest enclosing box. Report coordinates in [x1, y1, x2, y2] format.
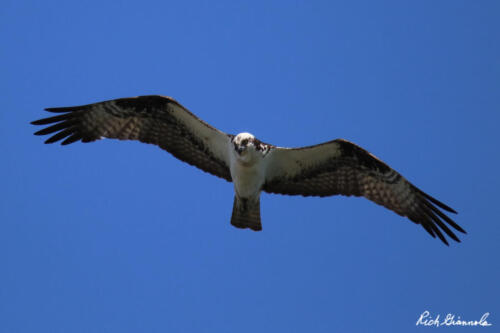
[263, 139, 466, 245]
[31, 95, 233, 181]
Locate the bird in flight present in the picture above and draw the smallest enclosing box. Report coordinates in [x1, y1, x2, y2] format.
[31, 95, 466, 245]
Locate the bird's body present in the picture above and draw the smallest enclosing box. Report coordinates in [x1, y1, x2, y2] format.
[229, 133, 267, 199]
[31, 95, 466, 245]
[228, 132, 270, 230]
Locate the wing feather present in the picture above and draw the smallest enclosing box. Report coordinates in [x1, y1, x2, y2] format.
[264, 139, 465, 244]
[32, 95, 233, 181]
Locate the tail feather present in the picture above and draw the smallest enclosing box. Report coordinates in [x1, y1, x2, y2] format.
[231, 196, 262, 231]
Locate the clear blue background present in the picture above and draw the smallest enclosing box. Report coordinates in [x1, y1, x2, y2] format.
[1, 1, 499, 332]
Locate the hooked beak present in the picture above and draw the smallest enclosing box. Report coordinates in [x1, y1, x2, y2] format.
[234, 142, 246, 154]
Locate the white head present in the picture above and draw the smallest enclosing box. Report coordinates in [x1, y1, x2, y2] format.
[232, 132, 258, 163]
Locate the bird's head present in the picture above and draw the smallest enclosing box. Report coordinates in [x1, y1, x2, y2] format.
[233, 132, 256, 156]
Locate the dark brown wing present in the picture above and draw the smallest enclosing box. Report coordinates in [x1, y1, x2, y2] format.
[264, 139, 466, 245]
[31, 95, 233, 181]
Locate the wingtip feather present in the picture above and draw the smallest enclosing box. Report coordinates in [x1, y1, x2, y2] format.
[44, 107, 75, 113]
[44, 129, 74, 144]
[61, 134, 82, 145]
[415, 187, 457, 214]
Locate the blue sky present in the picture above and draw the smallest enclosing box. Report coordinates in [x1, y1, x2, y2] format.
[1, 0, 499, 332]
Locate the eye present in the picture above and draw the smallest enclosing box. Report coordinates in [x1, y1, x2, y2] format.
[241, 139, 248, 145]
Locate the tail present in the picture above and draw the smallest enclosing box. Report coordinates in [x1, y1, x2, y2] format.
[231, 196, 262, 231]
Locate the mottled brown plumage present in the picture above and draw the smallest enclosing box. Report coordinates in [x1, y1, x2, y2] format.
[32, 95, 233, 181]
[264, 139, 465, 245]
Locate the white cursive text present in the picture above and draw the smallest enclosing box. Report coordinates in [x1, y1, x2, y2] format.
[416, 310, 492, 327]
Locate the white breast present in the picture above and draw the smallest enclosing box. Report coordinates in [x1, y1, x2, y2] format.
[228, 146, 267, 199]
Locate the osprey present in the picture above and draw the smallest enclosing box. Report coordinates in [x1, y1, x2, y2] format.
[31, 95, 466, 245]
